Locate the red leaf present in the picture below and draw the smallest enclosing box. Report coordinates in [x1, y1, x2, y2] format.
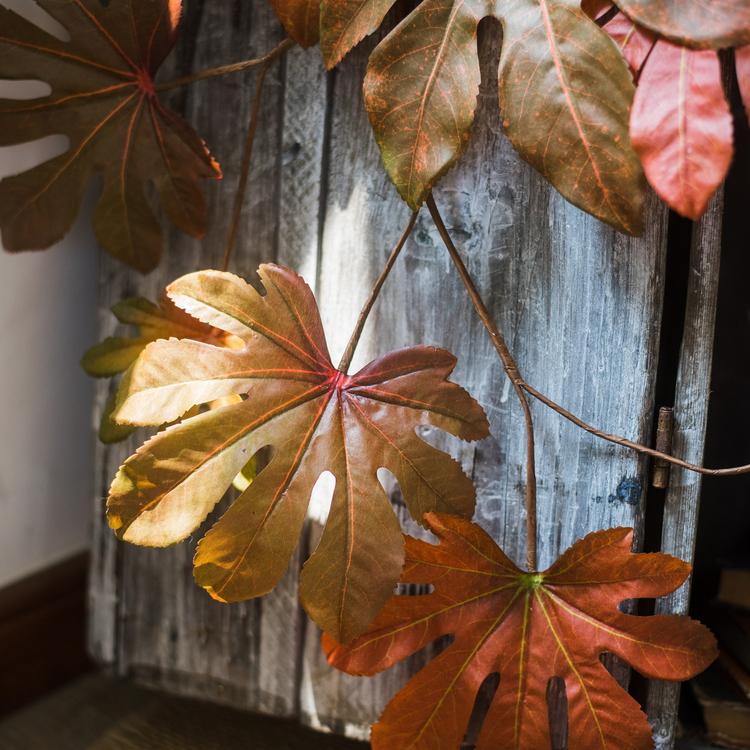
[325, 513, 717, 750]
[631, 40, 733, 220]
[736, 46, 750, 124]
[613, 0, 750, 49]
[602, 13, 656, 77]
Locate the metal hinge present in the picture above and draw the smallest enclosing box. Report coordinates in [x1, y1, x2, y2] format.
[652, 406, 675, 489]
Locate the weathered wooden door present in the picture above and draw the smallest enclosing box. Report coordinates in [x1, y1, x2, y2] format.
[88, 4, 722, 747]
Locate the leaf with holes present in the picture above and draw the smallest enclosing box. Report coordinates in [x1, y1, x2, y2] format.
[325, 513, 717, 750]
[629, 39, 733, 219]
[82, 294, 239, 443]
[107, 264, 489, 641]
[363, 0, 645, 233]
[270, 0, 320, 48]
[0, 0, 221, 272]
[612, 0, 750, 49]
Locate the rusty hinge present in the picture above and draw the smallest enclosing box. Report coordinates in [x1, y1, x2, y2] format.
[652, 406, 675, 489]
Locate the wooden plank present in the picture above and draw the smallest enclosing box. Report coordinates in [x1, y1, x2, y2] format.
[88, 1, 308, 718]
[646, 191, 725, 750]
[299, 23, 670, 737]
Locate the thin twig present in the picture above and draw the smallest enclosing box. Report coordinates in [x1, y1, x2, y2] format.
[521, 382, 750, 477]
[426, 201, 750, 490]
[426, 195, 538, 572]
[155, 38, 295, 92]
[221, 55, 274, 271]
[338, 212, 419, 374]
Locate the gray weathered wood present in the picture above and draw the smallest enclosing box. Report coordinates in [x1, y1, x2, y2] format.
[646, 191, 725, 750]
[89, 1, 306, 717]
[299, 23, 670, 737]
[85, 4, 725, 745]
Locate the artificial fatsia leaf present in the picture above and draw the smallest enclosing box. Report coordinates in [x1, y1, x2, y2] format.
[325, 513, 717, 750]
[320, 0, 398, 69]
[0, 0, 221, 272]
[83, 294, 238, 443]
[82, 296, 236, 378]
[270, 0, 320, 48]
[612, 0, 750, 50]
[364, 0, 645, 233]
[630, 40, 733, 220]
[108, 264, 489, 641]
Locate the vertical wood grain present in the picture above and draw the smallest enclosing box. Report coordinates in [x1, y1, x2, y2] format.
[646, 192, 724, 750]
[88, 1, 307, 716]
[299, 23, 670, 737]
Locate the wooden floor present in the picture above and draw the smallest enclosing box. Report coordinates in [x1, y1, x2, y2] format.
[0, 674, 366, 749]
[0, 672, 723, 750]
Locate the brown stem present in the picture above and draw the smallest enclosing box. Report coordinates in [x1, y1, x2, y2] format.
[221, 55, 273, 271]
[338, 212, 419, 374]
[426, 195, 538, 572]
[521, 382, 750, 477]
[155, 38, 295, 92]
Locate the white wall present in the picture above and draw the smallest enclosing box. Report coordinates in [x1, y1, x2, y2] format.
[0, 29, 98, 587]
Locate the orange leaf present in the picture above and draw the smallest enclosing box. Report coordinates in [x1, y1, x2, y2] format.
[630, 40, 733, 220]
[270, 0, 320, 48]
[325, 513, 717, 750]
[602, 12, 656, 77]
[0, 0, 220, 272]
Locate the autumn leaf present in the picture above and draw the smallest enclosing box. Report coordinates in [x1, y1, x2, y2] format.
[612, 0, 750, 50]
[107, 264, 489, 642]
[363, 0, 645, 233]
[600, 10, 656, 77]
[270, 0, 320, 48]
[320, 0, 398, 69]
[737, 47, 750, 124]
[0, 0, 221, 273]
[82, 295, 238, 443]
[325, 513, 717, 750]
[628, 40, 732, 220]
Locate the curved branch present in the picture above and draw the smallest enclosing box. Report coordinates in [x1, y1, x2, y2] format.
[338, 212, 419, 374]
[155, 38, 295, 92]
[426, 194, 539, 572]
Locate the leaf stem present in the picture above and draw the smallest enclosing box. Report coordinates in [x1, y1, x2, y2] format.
[426, 194, 538, 572]
[155, 38, 295, 92]
[338, 211, 419, 374]
[521, 382, 750, 477]
[221, 53, 274, 271]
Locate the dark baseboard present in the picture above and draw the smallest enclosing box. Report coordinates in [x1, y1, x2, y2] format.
[0, 552, 92, 717]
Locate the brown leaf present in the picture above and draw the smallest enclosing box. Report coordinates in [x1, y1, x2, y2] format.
[630, 40, 733, 220]
[325, 513, 717, 750]
[270, 0, 320, 48]
[612, 0, 750, 49]
[107, 265, 489, 641]
[0, 0, 220, 272]
[364, 0, 645, 233]
[320, 0, 398, 69]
